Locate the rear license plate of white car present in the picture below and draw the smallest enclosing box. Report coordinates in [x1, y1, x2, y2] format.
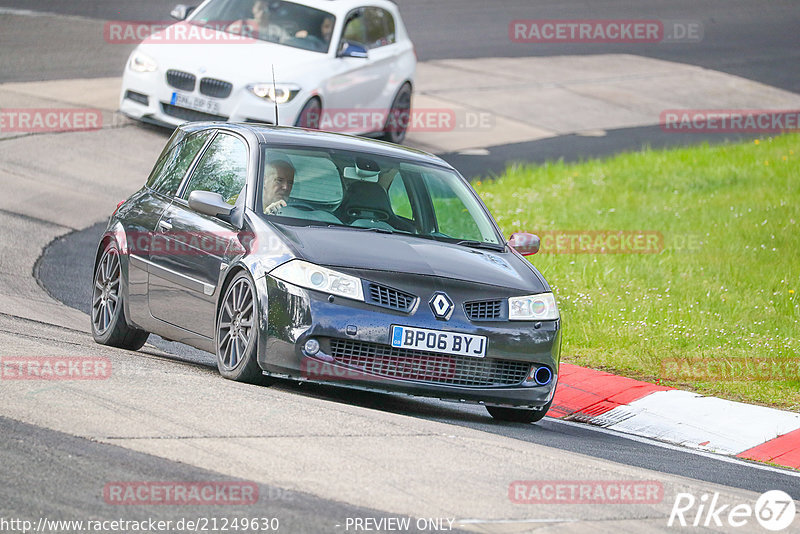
[390, 325, 486, 358]
[171, 92, 220, 115]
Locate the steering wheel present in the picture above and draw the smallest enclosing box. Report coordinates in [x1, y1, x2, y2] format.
[287, 200, 318, 212]
[302, 34, 327, 51]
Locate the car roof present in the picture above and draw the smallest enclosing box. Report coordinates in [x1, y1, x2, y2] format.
[192, 0, 402, 18]
[285, 0, 401, 17]
[185, 122, 453, 169]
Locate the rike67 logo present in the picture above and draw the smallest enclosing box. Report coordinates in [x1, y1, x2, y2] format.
[669, 490, 796, 531]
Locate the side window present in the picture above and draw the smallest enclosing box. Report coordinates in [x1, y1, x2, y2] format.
[146, 131, 211, 196]
[388, 175, 413, 219]
[363, 8, 395, 49]
[342, 11, 366, 45]
[423, 172, 483, 242]
[182, 133, 248, 204]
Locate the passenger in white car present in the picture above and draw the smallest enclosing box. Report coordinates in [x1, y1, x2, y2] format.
[228, 0, 289, 43]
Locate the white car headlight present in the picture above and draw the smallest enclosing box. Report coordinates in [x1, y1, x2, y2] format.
[270, 260, 364, 301]
[247, 83, 301, 104]
[129, 51, 158, 73]
[509, 293, 559, 321]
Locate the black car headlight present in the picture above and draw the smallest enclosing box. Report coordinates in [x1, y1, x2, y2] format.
[508, 293, 559, 321]
[270, 260, 364, 301]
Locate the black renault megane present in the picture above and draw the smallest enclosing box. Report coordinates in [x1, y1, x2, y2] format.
[91, 123, 560, 422]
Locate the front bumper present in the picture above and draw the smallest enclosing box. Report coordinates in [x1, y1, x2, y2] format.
[257, 273, 561, 409]
[120, 66, 306, 127]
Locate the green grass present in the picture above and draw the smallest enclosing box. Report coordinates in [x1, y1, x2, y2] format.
[475, 135, 800, 410]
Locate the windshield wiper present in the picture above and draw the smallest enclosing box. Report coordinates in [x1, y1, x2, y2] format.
[327, 225, 394, 234]
[455, 240, 505, 252]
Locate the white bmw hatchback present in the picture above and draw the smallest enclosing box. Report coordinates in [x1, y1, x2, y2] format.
[120, 0, 416, 143]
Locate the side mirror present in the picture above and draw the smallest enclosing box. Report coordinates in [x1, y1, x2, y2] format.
[508, 232, 540, 255]
[170, 4, 195, 21]
[337, 41, 368, 59]
[188, 190, 234, 218]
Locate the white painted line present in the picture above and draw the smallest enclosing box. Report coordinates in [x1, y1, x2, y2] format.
[0, 7, 96, 22]
[456, 518, 579, 524]
[550, 418, 800, 479]
[597, 390, 800, 455]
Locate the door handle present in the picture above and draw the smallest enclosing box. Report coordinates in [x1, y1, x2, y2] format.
[158, 219, 173, 232]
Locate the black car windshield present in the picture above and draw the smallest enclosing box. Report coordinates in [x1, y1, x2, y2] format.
[189, 0, 335, 53]
[258, 146, 503, 246]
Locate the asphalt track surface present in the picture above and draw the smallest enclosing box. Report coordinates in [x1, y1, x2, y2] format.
[1, 416, 450, 534]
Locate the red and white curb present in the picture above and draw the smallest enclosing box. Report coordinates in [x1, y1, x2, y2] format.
[549, 364, 800, 469]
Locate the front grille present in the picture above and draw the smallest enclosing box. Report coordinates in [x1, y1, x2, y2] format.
[464, 299, 503, 320]
[329, 338, 530, 387]
[124, 90, 149, 106]
[199, 77, 233, 98]
[161, 103, 228, 122]
[166, 69, 196, 91]
[366, 283, 416, 312]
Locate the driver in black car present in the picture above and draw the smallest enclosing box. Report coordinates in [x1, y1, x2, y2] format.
[263, 159, 296, 214]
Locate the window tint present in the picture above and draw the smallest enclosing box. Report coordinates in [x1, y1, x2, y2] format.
[363, 8, 395, 49]
[146, 131, 211, 196]
[265, 149, 343, 203]
[182, 133, 248, 204]
[342, 11, 366, 44]
[190, 0, 335, 53]
[388, 175, 412, 219]
[414, 167, 490, 243]
[255, 146, 501, 245]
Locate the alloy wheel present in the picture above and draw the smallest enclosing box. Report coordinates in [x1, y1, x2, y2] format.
[92, 247, 121, 335]
[217, 277, 255, 371]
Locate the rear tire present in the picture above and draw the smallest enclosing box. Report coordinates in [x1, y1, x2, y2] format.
[91, 241, 149, 350]
[486, 400, 552, 423]
[215, 271, 266, 384]
[381, 82, 412, 144]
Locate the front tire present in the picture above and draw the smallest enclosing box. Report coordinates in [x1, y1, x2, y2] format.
[382, 82, 412, 144]
[91, 241, 149, 350]
[486, 400, 552, 423]
[294, 97, 321, 129]
[215, 271, 265, 383]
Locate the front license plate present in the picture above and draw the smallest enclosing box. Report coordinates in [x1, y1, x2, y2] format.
[171, 92, 220, 114]
[391, 325, 486, 358]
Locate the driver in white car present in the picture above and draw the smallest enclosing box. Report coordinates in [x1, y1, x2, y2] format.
[228, 0, 289, 42]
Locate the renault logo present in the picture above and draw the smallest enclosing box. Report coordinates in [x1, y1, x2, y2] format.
[429, 292, 454, 320]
